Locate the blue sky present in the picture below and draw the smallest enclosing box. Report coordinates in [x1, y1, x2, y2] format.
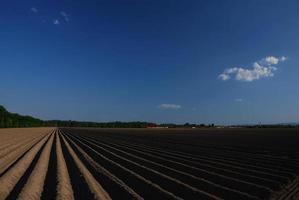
[1, 0, 299, 124]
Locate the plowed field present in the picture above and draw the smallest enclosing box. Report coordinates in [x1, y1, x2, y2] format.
[0, 127, 298, 200]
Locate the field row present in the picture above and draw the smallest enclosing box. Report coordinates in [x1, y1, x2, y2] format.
[64, 128, 299, 200]
[0, 127, 298, 199]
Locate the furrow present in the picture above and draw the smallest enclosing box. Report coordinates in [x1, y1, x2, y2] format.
[274, 177, 299, 200]
[41, 130, 58, 200]
[96, 136, 292, 182]
[64, 131, 187, 200]
[69, 133, 223, 200]
[17, 132, 55, 200]
[78, 134, 263, 200]
[0, 131, 51, 200]
[60, 131, 112, 200]
[0, 136, 37, 159]
[62, 131, 143, 200]
[99, 137, 282, 187]
[0, 133, 46, 175]
[93, 135, 296, 176]
[133, 137, 299, 165]
[97, 134, 299, 170]
[55, 130, 74, 200]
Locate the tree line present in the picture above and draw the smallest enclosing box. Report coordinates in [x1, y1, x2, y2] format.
[3, 105, 296, 129]
[0, 105, 217, 128]
[0, 105, 43, 128]
[0, 105, 155, 128]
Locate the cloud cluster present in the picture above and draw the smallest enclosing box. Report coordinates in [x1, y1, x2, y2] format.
[60, 11, 70, 22]
[30, 7, 70, 25]
[218, 56, 287, 82]
[158, 104, 181, 110]
[53, 11, 70, 25]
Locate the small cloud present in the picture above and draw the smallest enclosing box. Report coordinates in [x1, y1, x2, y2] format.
[234, 98, 243, 102]
[158, 104, 181, 110]
[30, 7, 38, 13]
[53, 19, 60, 25]
[218, 56, 287, 82]
[259, 56, 287, 66]
[218, 73, 230, 81]
[60, 11, 70, 22]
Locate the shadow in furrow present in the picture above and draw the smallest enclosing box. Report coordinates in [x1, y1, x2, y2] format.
[64, 131, 180, 200]
[62, 132, 139, 200]
[59, 133, 94, 200]
[41, 132, 57, 200]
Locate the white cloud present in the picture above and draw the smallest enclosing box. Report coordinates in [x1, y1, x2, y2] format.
[30, 7, 38, 13]
[158, 104, 181, 110]
[234, 98, 243, 102]
[60, 11, 70, 22]
[53, 19, 60, 25]
[218, 73, 230, 81]
[218, 56, 287, 82]
[261, 56, 279, 65]
[30, 8, 71, 25]
[259, 56, 287, 66]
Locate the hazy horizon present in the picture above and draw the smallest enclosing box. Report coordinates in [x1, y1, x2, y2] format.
[1, 1, 299, 125]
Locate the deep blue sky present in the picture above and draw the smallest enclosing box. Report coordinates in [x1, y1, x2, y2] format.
[1, 0, 299, 124]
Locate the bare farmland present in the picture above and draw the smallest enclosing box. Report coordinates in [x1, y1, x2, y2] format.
[0, 127, 298, 199]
